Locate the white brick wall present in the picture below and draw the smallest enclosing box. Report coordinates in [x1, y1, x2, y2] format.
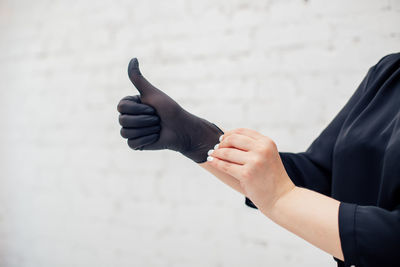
[0, 0, 399, 266]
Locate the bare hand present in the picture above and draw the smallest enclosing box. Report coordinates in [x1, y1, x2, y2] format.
[207, 128, 295, 213]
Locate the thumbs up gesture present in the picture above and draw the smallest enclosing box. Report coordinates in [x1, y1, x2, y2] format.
[117, 58, 223, 163]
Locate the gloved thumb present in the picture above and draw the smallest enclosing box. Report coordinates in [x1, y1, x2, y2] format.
[128, 58, 157, 96]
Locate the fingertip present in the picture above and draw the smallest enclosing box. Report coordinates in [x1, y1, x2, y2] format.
[121, 125, 161, 139]
[140, 133, 159, 148]
[128, 58, 142, 85]
[118, 96, 142, 113]
[121, 95, 141, 102]
[142, 106, 155, 114]
[153, 124, 161, 132]
[130, 95, 141, 103]
[128, 58, 139, 74]
[128, 133, 159, 150]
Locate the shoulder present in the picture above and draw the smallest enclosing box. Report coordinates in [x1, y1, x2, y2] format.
[372, 53, 400, 76]
[375, 52, 400, 66]
[366, 53, 400, 88]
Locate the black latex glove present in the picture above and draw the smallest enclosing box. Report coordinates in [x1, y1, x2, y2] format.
[117, 58, 223, 163]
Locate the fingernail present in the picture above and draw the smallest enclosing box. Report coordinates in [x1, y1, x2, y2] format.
[214, 143, 219, 150]
[207, 156, 214, 161]
[219, 135, 224, 142]
[207, 149, 214, 156]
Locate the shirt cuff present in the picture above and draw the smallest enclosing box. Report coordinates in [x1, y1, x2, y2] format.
[339, 202, 360, 267]
[245, 197, 258, 209]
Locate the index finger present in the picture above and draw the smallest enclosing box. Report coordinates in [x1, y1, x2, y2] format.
[117, 99, 156, 115]
[221, 128, 264, 141]
[218, 133, 255, 151]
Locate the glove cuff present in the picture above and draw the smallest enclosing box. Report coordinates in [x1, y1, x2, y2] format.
[181, 120, 224, 163]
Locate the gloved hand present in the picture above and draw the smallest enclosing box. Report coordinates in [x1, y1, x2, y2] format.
[117, 58, 223, 163]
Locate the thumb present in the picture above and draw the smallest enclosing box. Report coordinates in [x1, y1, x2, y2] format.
[128, 58, 157, 96]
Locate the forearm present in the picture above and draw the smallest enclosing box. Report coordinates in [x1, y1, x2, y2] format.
[264, 186, 344, 260]
[199, 162, 245, 195]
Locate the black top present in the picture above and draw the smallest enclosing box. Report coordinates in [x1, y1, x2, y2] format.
[245, 53, 400, 267]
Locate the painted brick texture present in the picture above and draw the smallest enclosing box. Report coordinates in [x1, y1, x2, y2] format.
[0, 0, 399, 266]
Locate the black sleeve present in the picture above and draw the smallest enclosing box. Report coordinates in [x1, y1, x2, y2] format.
[339, 203, 400, 266]
[245, 58, 379, 209]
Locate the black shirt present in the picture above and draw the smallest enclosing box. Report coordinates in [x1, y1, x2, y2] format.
[245, 53, 400, 267]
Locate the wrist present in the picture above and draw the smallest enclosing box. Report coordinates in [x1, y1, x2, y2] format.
[260, 179, 297, 217]
[181, 116, 223, 163]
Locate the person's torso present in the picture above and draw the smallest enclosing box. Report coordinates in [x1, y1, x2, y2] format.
[332, 54, 400, 210]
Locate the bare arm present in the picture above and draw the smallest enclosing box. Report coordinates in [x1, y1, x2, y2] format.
[267, 187, 343, 260]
